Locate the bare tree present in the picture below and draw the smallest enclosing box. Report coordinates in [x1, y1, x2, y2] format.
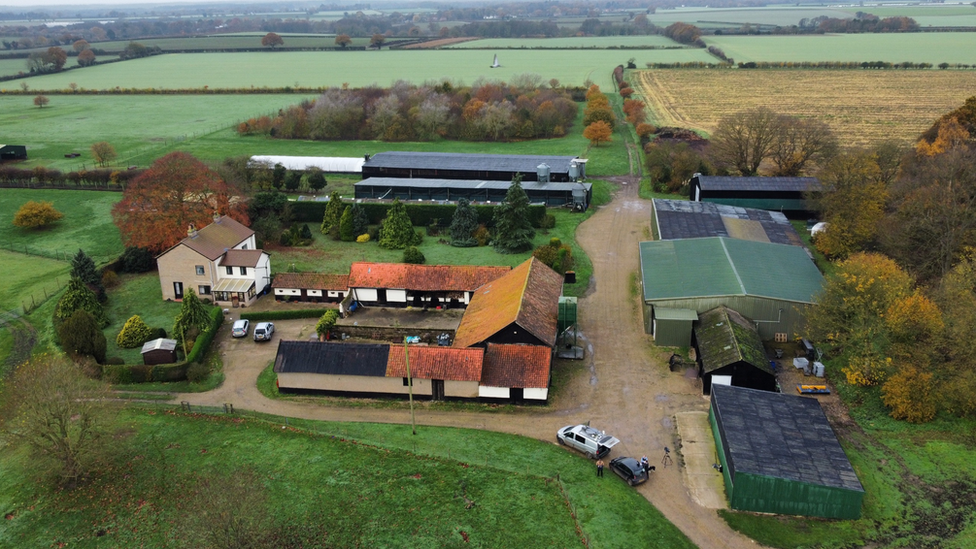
[91, 141, 117, 167]
[769, 115, 838, 176]
[1, 355, 112, 486]
[709, 107, 779, 176]
[413, 94, 450, 140]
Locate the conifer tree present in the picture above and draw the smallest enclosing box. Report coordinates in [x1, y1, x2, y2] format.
[449, 198, 478, 247]
[339, 206, 355, 242]
[71, 249, 105, 301]
[55, 277, 109, 328]
[492, 175, 535, 253]
[320, 191, 344, 237]
[351, 202, 369, 237]
[172, 288, 211, 345]
[379, 199, 420, 249]
[58, 309, 107, 363]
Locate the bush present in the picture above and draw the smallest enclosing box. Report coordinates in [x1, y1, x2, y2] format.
[101, 270, 120, 289]
[473, 225, 490, 247]
[13, 200, 64, 229]
[119, 246, 155, 273]
[315, 309, 339, 339]
[290, 200, 547, 228]
[151, 327, 167, 339]
[539, 214, 556, 229]
[116, 315, 154, 349]
[241, 309, 332, 321]
[356, 233, 370, 243]
[186, 362, 210, 383]
[403, 246, 425, 264]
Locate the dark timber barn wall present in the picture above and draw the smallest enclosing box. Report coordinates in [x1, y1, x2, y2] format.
[354, 177, 592, 207]
[361, 152, 582, 182]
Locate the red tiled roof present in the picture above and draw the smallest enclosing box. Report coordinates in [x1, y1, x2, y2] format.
[219, 249, 267, 268]
[481, 343, 551, 389]
[453, 257, 563, 348]
[272, 272, 350, 291]
[177, 216, 254, 261]
[386, 345, 484, 382]
[348, 262, 510, 292]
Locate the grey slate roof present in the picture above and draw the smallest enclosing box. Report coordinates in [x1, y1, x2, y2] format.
[356, 177, 591, 193]
[363, 152, 578, 174]
[696, 176, 822, 193]
[273, 341, 389, 377]
[711, 384, 864, 492]
[653, 199, 802, 246]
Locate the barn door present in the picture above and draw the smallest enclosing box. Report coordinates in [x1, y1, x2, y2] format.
[432, 380, 445, 401]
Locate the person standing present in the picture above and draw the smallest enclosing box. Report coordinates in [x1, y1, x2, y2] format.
[596, 459, 605, 477]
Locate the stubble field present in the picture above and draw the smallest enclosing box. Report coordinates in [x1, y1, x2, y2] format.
[635, 69, 976, 146]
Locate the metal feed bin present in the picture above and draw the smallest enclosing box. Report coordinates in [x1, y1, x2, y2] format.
[558, 296, 578, 333]
[537, 163, 551, 183]
[572, 183, 588, 212]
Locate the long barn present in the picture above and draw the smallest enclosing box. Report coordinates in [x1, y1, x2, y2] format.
[354, 177, 592, 208]
[361, 151, 586, 182]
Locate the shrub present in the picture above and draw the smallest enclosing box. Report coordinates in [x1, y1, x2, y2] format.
[13, 200, 63, 229]
[58, 309, 107, 364]
[403, 246, 425, 264]
[539, 214, 556, 229]
[119, 246, 155, 273]
[186, 362, 210, 383]
[473, 225, 490, 247]
[356, 233, 370, 243]
[117, 315, 155, 349]
[315, 309, 339, 339]
[102, 270, 120, 289]
[151, 327, 167, 339]
[241, 309, 332, 321]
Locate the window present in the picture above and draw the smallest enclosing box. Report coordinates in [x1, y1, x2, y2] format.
[240, 266, 247, 276]
[402, 377, 410, 387]
[195, 265, 205, 276]
[242, 244, 248, 250]
[198, 285, 211, 295]
[226, 266, 233, 275]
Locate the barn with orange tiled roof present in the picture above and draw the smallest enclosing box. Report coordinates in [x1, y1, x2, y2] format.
[348, 262, 511, 309]
[386, 345, 484, 400]
[272, 272, 350, 303]
[480, 343, 552, 402]
[453, 257, 564, 349]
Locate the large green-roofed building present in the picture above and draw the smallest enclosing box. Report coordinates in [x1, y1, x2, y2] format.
[639, 237, 823, 341]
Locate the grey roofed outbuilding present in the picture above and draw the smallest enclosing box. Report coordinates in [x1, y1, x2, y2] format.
[652, 199, 803, 246]
[273, 340, 389, 376]
[354, 177, 592, 206]
[695, 176, 822, 193]
[141, 338, 177, 354]
[639, 237, 824, 304]
[355, 177, 590, 193]
[695, 307, 770, 376]
[362, 152, 579, 174]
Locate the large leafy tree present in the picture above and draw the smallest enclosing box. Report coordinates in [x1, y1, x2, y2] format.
[769, 116, 838, 176]
[111, 152, 249, 253]
[379, 199, 420, 249]
[1, 354, 111, 485]
[261, 32, 283, 49]
[709, 107, 779, 176]
[449, 198, 478, 247]
[492, 175, 535, 253]
[813, 151, 887, 259]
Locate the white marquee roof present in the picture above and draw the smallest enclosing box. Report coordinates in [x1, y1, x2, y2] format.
[250, 155, 365, 173]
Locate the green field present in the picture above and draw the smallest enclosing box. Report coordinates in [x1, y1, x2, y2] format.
[447, 35, 684, 48]
[10, 49, 713, 92]
[704, 33, 976, 64]
[839, 5, 976, 27]
[0, 253, 69, 313]
[0, 58, 28, 78]
[648, 6, 853, 28]
[0, 407, 695, 548]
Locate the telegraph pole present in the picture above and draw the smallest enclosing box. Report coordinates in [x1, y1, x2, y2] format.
[404, 337, 417, 435]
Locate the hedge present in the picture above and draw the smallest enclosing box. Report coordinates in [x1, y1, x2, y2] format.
[290, 200, 547, 228]
[102, 306, 223, 384]
[240, 308, 334, 321]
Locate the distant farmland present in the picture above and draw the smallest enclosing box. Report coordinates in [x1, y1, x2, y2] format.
[446, 35, 683, 48]
[704, 33, 976, 65]
[635, 69, 976, 146]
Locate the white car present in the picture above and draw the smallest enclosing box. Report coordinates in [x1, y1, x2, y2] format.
[231, 319, 249, 338]
[253, 322, 275, 342]
[557, 424, 620, 459]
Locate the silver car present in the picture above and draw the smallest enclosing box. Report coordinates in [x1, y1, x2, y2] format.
[556, 424, 620, 459]
[253, 322, 275, 342]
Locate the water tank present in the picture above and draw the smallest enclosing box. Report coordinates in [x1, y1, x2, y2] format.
[569, 162, 579, 181]
[537, 163, 550, 183]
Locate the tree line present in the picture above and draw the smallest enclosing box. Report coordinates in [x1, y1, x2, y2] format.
[239, 77, 579, 142]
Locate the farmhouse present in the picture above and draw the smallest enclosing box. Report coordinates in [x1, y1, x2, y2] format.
[0, 144, 27, 161]
[354, 177, 592, 209]
[453, 257, 564, 349]
[652, 198, 802, 246]
[156, 215, 270, 307]
[348, 262, 511, 309]
[689, 174, 822, 217]
[272, 272, 349, 303]
[273, 340, 551, 402]
[710, 384, 864, 519]
[361, 151, 586, 182]
[639, 237, 823, 340]
[249, 155, 365, 173]
[694, 307, 774, 394]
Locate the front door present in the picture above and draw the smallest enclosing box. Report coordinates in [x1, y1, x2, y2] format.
[432, 379, 445, 401]
[173, 281, 184, 300]
[511, 387, 524, 404]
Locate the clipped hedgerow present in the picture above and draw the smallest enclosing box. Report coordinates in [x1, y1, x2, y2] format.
[117, 315, 154, 349]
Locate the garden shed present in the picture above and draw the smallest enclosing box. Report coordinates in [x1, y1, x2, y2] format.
[694, 306, 774, 394]
[710, 384, 864, 519]
[652, 199, 803, 246]
[354, 177, 592, 208]
[141, 338, 178, 365]
[639, 237, 824, 340]
[361, 152, 585, 182]
[689, 174, 821, 217]
[0, 144, 27, 161]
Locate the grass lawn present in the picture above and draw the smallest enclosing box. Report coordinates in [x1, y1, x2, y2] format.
[13, 49, 715, 92]
[0, 407, 695, 548]
[100, 273, 182, 364]
[0, 253, 69, 313]
[0, 189, 124, 262]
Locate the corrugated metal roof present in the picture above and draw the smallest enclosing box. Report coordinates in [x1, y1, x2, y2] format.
[481, 343, 551, 388]
[273, 341, 389, 376]
[348, 262, 510, 292]
[697, 176, 822, 193]
[272, 273, 349, 291]
[386, 345, 484, 382]
[141, 338, 177, 353]
[356, 177, 591, 193]
[363, 152, 578, 174]
[695, 307, 770, 375]
[654, 308, 698, 321]
[653, 199, 801, 246]
[453, 258, 563, 348]
[250, 155, 365, 173]
[711, 384, 864, 492]
[640, 238, 823, 304]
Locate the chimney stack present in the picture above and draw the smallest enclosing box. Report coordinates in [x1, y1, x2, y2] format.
[188, 224, 198, 238]
[213, 211, 221, 223]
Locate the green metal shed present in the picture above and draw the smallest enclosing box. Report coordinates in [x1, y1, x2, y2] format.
[650, 307, 697, 347]
[639, 237, 824, 340]
[710, 385, 864, 519]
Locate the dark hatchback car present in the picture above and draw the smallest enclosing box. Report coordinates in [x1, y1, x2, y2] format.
[609, 457, 650, 486]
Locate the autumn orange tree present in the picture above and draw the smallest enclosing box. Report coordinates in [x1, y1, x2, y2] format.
[261, 32, 283, 49]
[623, 99, 646, 125]
[813, 150, 888, 259]
[584, 121, 613, 147]
[111, 152, 249, 253]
